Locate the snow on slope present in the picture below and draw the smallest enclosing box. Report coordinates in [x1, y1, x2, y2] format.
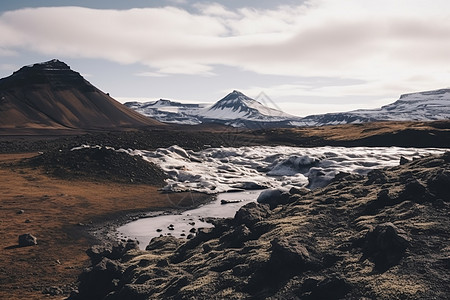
[125, 90, 299, 127]
[125, 99, 206, 125]
[299, 88, 450, 126]
[199, 90, 294, 121]
[125, 88, 450, 128]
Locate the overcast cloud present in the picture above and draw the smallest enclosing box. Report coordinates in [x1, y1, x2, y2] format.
[0, 0, 449, 115]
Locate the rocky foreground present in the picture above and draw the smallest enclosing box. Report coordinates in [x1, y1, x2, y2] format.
[70, 153, 450, 299]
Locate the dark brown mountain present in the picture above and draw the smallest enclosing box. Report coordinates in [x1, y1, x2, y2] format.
[0, 59, 162, 133]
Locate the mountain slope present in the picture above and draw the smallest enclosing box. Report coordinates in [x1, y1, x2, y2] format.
[125, 99, 206, 125]
[199, 90, 294, 121]
[0, 59, 162, 132]
[298, 88, 450, 126]
[126, 88, 450, 128]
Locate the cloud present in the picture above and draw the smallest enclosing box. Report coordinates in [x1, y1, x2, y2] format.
[0, 0, 449, 99]
[135, 71, 169, 77]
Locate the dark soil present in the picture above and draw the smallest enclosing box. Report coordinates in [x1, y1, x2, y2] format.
[1, 120, 449, 155]
[24, 146, 167, 185]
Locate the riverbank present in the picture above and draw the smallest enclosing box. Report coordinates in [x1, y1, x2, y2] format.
[71, 152, 450, 299]
[0, 153, 212, 299]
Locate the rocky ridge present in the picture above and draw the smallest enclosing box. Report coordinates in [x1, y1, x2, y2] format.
[70, 153, 450, 299]
[25, 146, 167, 185]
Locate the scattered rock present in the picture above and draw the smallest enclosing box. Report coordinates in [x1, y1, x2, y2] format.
[146, 236, 183, 253]
[298, 276, 352, 300]
[26, 147, 167, 185]
[219, 224, 251, 248]
[427, 169, 450, 200]
[221, 199, 243, 205]
[362, 222, 410, 271]
[234, 202, 270, 228]
[289, 186, 311, 196]
[366, 169, 388, 185]
[400, 156, 410, 165]
[16, 210, 24, 215]
[42, 286, 63, 296]
[401, 179, 427, 202]
[18, 233, 37, 247]
[70, 153, 450, 300]
[239, 181, 270, 190]
[87, 239, 139, 265]
[269, 237, 312, 272]
[257, 188, 290, 208]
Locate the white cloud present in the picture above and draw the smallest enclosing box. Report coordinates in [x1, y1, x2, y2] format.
[0, 0, 449, 101]
[135, 71, 168, 77]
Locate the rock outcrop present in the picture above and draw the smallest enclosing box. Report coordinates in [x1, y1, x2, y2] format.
[70, 153, 450, 299]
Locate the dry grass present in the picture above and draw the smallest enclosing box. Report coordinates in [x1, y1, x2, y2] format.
[0, 153, 206, 299]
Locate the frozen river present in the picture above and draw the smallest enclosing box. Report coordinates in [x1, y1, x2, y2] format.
[108, 145, 448, 249]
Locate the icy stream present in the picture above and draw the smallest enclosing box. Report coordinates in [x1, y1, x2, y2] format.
[111, 146, 448, 249]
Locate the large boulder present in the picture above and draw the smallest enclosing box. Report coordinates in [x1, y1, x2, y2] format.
[257, 188, 290, 209]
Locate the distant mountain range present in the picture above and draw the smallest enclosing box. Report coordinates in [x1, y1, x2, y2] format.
[125, 90, 298, 128]
[125, 88, 450, 128]
[0, 59, 162, 133]
[1, 59, 448, 132]
[297, 88, 450, 126]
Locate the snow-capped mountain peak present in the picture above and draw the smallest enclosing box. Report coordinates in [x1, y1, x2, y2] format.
[297, 88, 450, 126]
[200, 90, 294, 121]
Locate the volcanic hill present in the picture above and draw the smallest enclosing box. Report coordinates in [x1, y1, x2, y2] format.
[0, 59, 162, 134]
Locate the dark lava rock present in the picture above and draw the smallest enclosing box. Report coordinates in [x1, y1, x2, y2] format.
[362, 222, 410, 271]
[366, 169, 388, 185]
[427, 169, 450, 201]
[18, 233, 37, 247]
[42, 286, 63, 296]
[87, 239, 139, 265]
[298, 276, 352, 300]
[75, 257, 123, 300]
[26, 147, 167, 185]
[219, 224, 252, 248]
[400, 156, 410, 165]
[257, 188, 291, 208]
[269, 237, 313, 272]
[401, 179, 427, 202]
[289, 186, 311, 196]
[70, 153, 450, 300]
[234, 202, 270, 228]
[145, 236, 183, 252]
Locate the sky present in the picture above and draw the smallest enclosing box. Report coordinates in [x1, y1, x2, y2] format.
[1, 0, 449, 117]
